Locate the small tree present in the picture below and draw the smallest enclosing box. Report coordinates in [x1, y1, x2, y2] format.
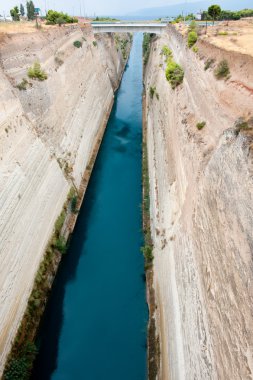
[188, 31, 197, 47]
[208, 5, 221, 25]
[26, 0, 35, 20]
[56, 17, 65, 26]
[20, 3, 25, 16]
[10, 6, 20, 21]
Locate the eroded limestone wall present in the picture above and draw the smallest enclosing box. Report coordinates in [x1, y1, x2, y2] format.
[144, 27, 253, 380]
[0, 25, 130, 374]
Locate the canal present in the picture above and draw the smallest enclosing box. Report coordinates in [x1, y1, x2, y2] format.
[31, 33, 147, 380]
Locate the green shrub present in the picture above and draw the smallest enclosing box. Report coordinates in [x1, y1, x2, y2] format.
[165, 60, 184, 89]
[92, 41, 97, 47]
[143, 33, 153, 65]
[196, 121, 206, 130]
[16, 78, 29, 91]
[54, 236, 67, 254]
[204, 58, 215, 70]
[120, 39, 128, 59]
[214, 60, 230, 79]
[218, 31, 228, 36]
[73, 40, 82, 48]
[141, 245, 153, 264]
[192, 46, 198, 53]
[188, 31, 198, 48]
[161, 45, 172, 60]
[149, 86, 156, 99]
[27, 62, 47, 81]
[55, 210, 66, 235]
[71, 196, 78, 213]
[56, 17, 65, 26]
[234, 117, 252, 132]
[46, 10, 78, 24]
[4, 342, 37, 380]
[189, 20, 197, 32]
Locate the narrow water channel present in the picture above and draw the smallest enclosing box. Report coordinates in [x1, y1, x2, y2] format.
[31, 33, 147, 380]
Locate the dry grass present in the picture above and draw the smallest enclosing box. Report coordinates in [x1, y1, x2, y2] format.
[204, 19, 253, 57]
[0, 21, 58, 35]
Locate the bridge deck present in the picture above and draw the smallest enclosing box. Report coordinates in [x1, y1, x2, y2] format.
[92, 23, 167, 34]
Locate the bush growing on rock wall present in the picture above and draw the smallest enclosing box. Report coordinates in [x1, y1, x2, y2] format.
[141, 245, 154, 268]
[93, 41, 98, 47]
[214, 59, 230, 79]
[71, 195, 78, 213]
[234, 117, 253, 133]
[55, 210, 66, 234]
[204, 58, 215, 70]
[149, 86, 159, 100]
[217, 31, 228, 36]
[16, 78, 29, 91]
[114, 34, 130, 60]
[149, 86, 156, 99]
[196, 121, 206, 130]
[188, 31, 198, 48]
[161, 45, 172, 60]
[73, 40, 82, 48]
[192, 46, 198, 53]
[4, 342, 37, 380]
[27, 62, 47, 81]
[165, 60, 184, 89]
[189, 20, 197, 32]
[143, 33, 154, 65]
[120, 39, 129, 59]
[54, 236, 67, 254]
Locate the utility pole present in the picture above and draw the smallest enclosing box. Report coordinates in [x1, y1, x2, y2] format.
[83, 1, 86, 18]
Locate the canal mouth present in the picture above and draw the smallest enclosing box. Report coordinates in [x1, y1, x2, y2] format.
[30, 33, 149, 380]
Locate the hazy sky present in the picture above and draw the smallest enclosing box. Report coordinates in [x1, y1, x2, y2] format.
[1, 0, 199, 17]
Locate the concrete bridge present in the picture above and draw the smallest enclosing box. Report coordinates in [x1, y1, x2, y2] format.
[91, 23, 167, 34]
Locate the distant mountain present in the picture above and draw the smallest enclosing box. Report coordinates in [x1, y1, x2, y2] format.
[126, 0, 253, 17]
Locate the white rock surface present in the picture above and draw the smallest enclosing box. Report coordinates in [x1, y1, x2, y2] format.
[145, 27, 253, 380]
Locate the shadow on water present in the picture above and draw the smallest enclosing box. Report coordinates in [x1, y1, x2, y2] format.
[31, 173, 100, 379]
[31, 33, 147, 380]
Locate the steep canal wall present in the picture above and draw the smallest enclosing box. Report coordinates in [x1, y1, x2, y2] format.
[0, 24, 131, 376]
[31, 33, 147, 380]
[144, 25, 253, 379]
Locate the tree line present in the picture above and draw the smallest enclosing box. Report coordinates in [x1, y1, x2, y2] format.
[9, 4, 78, 25]
[171, 5, 253, 24]
[202, 7, 253, 21]
[10, 1, 35, 21]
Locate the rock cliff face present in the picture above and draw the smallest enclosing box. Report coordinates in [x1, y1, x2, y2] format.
[0, 24, 130, 374]
[144, 26, 253, 380]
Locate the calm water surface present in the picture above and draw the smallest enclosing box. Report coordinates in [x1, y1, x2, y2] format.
[31, 33, 147, 380]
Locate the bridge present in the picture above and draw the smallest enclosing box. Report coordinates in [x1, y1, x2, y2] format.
[91, 23, 167, 34]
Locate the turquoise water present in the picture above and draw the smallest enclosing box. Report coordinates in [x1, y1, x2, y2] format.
[31, 33, 147, 380]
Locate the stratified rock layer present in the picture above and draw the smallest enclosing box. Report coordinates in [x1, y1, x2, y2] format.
[144, 26, 253, 380]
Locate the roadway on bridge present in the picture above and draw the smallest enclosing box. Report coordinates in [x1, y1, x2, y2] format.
[91, 22, 167, 33]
